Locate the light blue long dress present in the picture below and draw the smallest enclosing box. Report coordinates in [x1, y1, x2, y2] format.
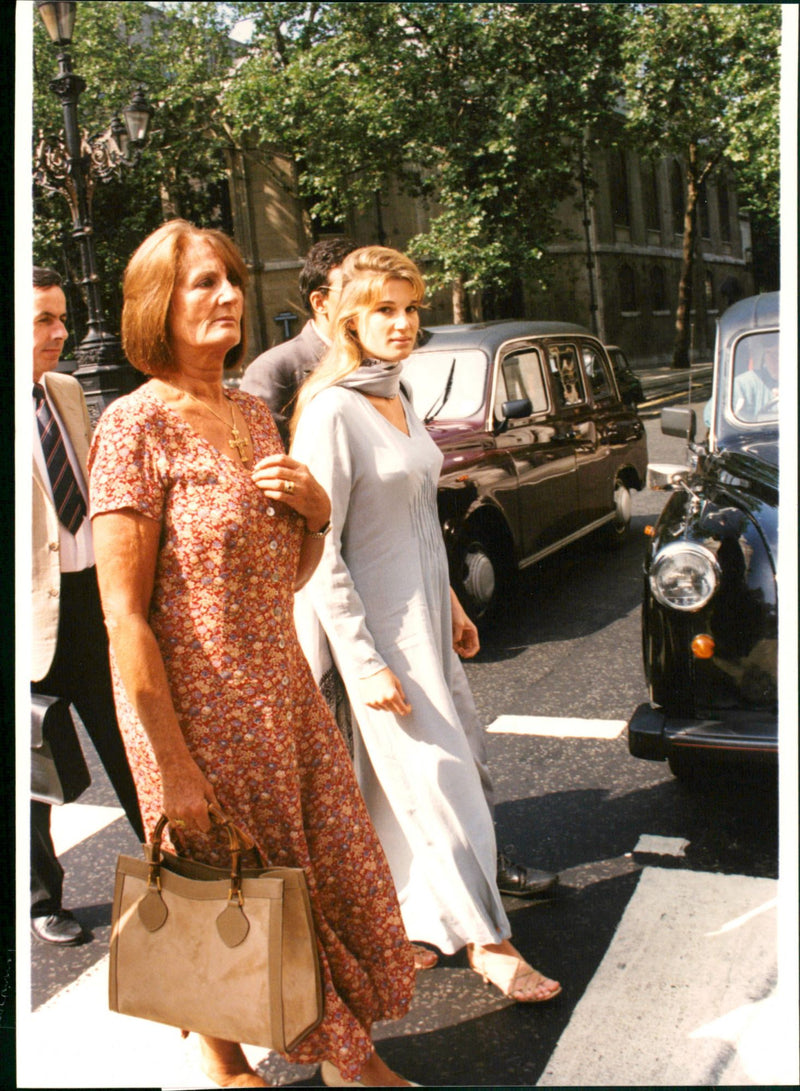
[292, 386, 510, 953]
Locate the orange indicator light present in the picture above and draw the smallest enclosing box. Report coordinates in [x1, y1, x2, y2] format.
[691, 634, 715, 659]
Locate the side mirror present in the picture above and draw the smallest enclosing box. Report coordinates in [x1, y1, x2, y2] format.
[502, 398, 532, 420]
[661, 406, 696, 442]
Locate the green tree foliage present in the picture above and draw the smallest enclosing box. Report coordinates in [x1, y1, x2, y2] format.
[32, 1, 238, 339]
[32, 2, 780, 337]
[224, 2, 626, 319]
[621, 3, 781, 367]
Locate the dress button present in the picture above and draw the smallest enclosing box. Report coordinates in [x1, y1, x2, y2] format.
[48, 541, 59, 552]
[48, 588, 59, 598]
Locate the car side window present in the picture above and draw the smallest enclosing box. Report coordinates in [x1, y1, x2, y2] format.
[497, 349, 548, 419]
[582, 346, 615, 401]
[730, 330, 779, 424]
[547, 344, 586, 407]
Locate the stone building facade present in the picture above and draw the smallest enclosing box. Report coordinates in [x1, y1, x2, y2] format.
[227, 141, 753, 372]
[540, 145, 754, 365]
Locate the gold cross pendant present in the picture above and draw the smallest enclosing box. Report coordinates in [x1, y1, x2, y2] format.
[228, 424, 250, 461]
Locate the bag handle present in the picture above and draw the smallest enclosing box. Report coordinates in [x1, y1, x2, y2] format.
[138, 806, 259, 947]
[146, 805, 256, 906]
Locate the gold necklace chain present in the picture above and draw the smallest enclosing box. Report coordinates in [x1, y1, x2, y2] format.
[165, 383, 250, 462]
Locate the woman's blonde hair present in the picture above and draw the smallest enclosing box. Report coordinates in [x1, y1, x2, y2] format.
[121, 218, 248, 376]
[291, 246, 425, 439]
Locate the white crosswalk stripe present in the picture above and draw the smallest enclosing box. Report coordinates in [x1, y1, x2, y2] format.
[51, 802, 124, 856]
[487, 714, 627, 738]
[537, 869, 785, 1087]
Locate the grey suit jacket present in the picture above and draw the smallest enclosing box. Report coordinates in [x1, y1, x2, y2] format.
[240, 322, 327, 448]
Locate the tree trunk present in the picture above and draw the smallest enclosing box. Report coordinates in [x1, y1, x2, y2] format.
[452, 275, 466, 324]
[672, 156, 699, 369]
[159, 182, 181, 220]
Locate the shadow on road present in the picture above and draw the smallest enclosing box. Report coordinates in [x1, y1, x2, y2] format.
[475, 515, 656, 664]
[494, 767, 779, 883]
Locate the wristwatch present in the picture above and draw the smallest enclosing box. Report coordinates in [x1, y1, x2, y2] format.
[305, 520, 331, 539]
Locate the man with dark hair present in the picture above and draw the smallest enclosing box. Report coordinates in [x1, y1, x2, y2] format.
[241, 237, 358, 447]
[31, 266, 143, 945]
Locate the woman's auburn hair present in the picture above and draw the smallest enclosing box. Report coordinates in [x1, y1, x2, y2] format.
[290, 245, 426, 439]
[121, 218, 249, 376]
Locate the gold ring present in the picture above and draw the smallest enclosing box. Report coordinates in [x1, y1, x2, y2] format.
[173, 818, 186, 829]
[285, 480, 295, 495]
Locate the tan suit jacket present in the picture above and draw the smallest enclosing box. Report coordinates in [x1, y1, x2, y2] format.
[32, 372, 93, 682]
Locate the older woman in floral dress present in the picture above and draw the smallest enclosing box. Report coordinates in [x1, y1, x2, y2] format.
[88, 220, 416, 1088]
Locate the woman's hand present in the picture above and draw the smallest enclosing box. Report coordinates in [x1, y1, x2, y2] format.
[359, 667, 412, 716]
[251, 453, 331, 532]
[451, 588, 480, 658]
[160, 755, 220, 833]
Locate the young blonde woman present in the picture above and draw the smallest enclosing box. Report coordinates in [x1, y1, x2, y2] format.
[291, 246, 561, 1005]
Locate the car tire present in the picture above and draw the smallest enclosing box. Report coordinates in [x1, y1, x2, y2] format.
[599, 476, 632, 549]
[456, 532, 509, 623]
[667, 751, 707, 784]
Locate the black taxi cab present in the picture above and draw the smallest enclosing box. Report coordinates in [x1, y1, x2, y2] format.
[627, 292, 779, 779]
[402, 320, 648, 620]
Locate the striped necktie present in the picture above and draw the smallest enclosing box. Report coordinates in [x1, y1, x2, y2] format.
[33, 383, 87, 534]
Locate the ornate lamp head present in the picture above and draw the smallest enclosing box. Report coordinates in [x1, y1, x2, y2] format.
[35, 1, 77, 48]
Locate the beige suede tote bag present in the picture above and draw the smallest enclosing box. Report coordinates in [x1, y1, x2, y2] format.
[109, 807, 323, 1052]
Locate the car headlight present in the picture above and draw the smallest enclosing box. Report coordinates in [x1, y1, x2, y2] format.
[649, 542, 720, 611]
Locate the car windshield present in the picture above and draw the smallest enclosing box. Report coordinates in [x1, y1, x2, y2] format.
[728, 330, 779, 426]
[403, 349, 489, 421]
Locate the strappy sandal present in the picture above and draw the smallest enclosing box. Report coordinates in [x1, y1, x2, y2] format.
[467, 944, 562, 1004]
[319, 1060, 420, 1087]
[411, 943, 439, 970]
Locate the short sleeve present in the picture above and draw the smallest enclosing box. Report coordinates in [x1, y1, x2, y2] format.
[88, 394, 168, 522]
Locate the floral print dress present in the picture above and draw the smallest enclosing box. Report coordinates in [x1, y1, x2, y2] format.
[88, 384, 414, 1078]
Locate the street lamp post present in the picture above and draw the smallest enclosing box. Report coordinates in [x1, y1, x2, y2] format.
[34, 0, 154, 421]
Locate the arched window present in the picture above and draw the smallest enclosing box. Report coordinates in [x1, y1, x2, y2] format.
[650, 266, 667, 312]
[717, 172, 731, 242]
[670, 160, 685, 235]
[641, 159, 661, 232]
[619, 264, 637, 312]
[610, 147, 631, 227]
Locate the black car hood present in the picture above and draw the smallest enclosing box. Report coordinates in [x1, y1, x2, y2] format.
[716, 431, 779, 469]
[702, 449, 778, 558]
[737, 438, 779, 468]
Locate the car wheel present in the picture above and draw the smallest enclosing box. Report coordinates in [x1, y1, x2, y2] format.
[667, 751, 707, 784]
[599, 476, 632, 549]
[457, 533, 508, 622]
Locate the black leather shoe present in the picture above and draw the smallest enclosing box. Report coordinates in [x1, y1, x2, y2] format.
[31, 910, 87, 946]
[496, 852, 559, 898]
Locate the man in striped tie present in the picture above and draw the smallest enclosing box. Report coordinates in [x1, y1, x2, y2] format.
[31, 267, 143, 946]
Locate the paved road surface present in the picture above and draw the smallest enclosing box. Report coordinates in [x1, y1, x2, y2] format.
[18, 713, 796, 1089]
